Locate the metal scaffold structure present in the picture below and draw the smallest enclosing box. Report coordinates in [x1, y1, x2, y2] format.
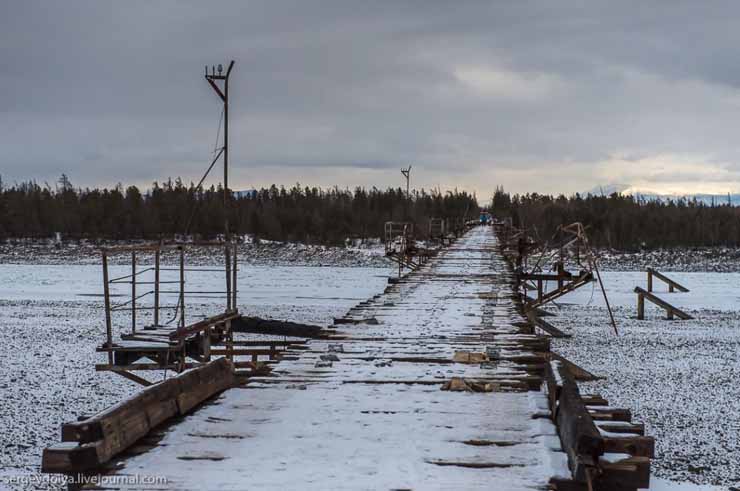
[94, 61, 285, 386]
[496, 220, 618, 335]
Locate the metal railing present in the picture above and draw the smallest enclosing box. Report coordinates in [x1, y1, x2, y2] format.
[100, 242, 238, 364]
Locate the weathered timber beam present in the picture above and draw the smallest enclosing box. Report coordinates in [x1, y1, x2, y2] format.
[646, 267, 689, 292]
[44, 359, 235, 474]
[633, 287, 693, 320]
[231, 315, 326, 338]
[546, 360, 604, 482]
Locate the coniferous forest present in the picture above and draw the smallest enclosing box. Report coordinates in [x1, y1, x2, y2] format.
[8, 176, 740, 249]
[491, 186, 740, 249]
[0, 176, 478, 244]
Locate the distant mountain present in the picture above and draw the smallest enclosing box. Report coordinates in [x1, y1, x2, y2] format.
[585, 184, 740, 206]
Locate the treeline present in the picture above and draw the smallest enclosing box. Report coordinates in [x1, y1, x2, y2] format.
[0, 176, 478, 244]
[491, 187, 740, 249]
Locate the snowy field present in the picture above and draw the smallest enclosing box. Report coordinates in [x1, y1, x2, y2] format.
[0, 239, 388, 268]
[548, 271, 740, 489]
[1, 255, 738, 490]
[0, 262, 391, 490]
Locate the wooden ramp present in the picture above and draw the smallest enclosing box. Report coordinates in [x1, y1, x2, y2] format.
[76, 227, 651, 490]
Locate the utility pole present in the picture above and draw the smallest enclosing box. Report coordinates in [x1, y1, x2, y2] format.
[401, 165, 412, 220]
[205, 60, 235, 240]
[205, 60, 235, 311]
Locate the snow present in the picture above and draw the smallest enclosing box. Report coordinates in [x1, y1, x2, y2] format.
[2, 228, 737, 489]
[551, 270, 740, 488]
[644, 477, 728, 490]
[559, 270, 740, 312]
[0, 239, 390, 268]
[0, 263, 390, 490]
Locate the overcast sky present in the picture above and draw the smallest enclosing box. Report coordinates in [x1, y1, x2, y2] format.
[3, 1, 740, 198]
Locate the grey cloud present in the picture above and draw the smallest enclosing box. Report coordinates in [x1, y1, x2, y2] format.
[3, 1, 740, 196]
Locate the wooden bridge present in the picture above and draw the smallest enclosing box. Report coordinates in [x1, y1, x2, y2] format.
[46, 226, 653, 490]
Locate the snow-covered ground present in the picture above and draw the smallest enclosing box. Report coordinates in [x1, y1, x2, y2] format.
[548, 271, 740, 489]
[0, 239, 389, 268]
[0, 262, 391, 490]
[596, 247, 740, 273]
[2, 244, 739, 489]
[72, 226, 571, 491]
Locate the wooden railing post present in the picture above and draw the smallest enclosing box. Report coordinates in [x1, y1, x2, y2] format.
[232, 244, 237, 311]
[537, 279, 543, 301]
[637, 293, 644, 320]
[225, 319, 233, 362]
[647, 270, 653, 292]
[179, 246, 185, 330]
[154, 249, 160, 327]
[131, 251, 136, 334]
[102, 251, 113, 364]
[224, 243, 232, 312]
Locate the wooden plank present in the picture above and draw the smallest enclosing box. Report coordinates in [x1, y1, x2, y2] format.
[596, 421, 645, 435]
[520, 272, 574, 282]
[550, 353, 602, 381]
[528, 271, 593, 308]
[596, 455, 651, 490]
[169, 311, 240, 340]
[115, 370, 154, 386]
[45, 359, 235, 474]
[603, 435, 655, 458]
[581, 394, 609, 406]
[546, 360, 604, 482]
[210, 348, 280, 356]
[588, 407, 632, 422]
[231, 315, 325, 338]
[213, 340, 307, 347]
[527, 311, 571, 338]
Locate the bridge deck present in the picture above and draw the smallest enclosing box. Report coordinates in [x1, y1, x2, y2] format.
[100, 227, 569, 490]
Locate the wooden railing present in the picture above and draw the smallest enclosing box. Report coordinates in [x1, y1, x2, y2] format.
[42, 358, 235, 474]
[546, 361, 653, 490]
[646, 267, 689, 293]
[634, 286, 693, 320]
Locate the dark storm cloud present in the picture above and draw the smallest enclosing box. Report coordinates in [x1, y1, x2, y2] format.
[2, 1, 740, 195]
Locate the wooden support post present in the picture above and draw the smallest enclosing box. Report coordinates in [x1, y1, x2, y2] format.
[225, 244, 232, 312]
[537, 279, 543, 301]
[232, 244, 238, 311]
[522, 277, 527, 299]
[557, 261, 565, 289]
[179, 246, 185, 329]
[203, 325, 211, 362]
[154, 249, 160, 326]
[131, 251, 136, 334]
[647, 270, 653, 292]
[102, 251, 113, 365]
[225, 319, 233, 362]
[116, 370, 152, 387]
[637, 293, 644, 320]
